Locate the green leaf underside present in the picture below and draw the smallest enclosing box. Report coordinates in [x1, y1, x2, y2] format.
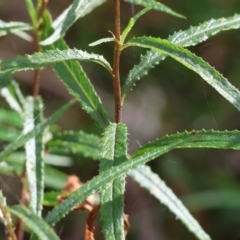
[89, 37, 115, 47]
[0, 100, 74, 161]
[0, 49, 112, 77]
[47, 130, 100, 159]
[125, 37, 240, 112]
[0, 20, 32, 37]
[99, 123, 128, 240]
[45, 130, 240, 226]
[10, 205, 59, 240]
[0, 79, 25, 116]
[122, 13, 240, 97]
[41, 13, 110, 129]
[41, 0, 106, 45]
[124, 0, 185, 19]
[23, 97, 45, 216]
[129, 165, 210, 240]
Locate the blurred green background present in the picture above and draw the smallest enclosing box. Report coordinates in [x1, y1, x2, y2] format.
[1, 0, 240, 239]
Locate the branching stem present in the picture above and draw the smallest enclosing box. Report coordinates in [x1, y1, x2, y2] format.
[113, 0, 122, 123]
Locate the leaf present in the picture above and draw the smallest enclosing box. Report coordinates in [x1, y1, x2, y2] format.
[0, 99, 75, 161]
[47, 130, 101, 160]
[40, 0, 106, 45]
[41, 13, 110, 129]
[10, 205, 60, 240]
[0, 155, 68, 190]
[129, 165, 210, 240]
[0, 20, 33, 39]
[125, 36, 240, 111]
[0, 79, 25, 117]
[89, 37, 115, 47]
[43, 191, 62, 207]
[99, 123, 128, 240]
[0, 109, 23, 128]
[24, 96, 45, 216]
[24, 0, 38, 27]
[122, 13, 240, 98]
[124, 0, 185, 19]
[44, 130, 240, 227]
[121, 6, 153, 44]
[0, 49, 112, 77]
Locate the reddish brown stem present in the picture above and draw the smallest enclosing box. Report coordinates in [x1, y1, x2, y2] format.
[32, 0, 48, 97]
[15, 166, 26, 240]
[113, 0, 122, 123]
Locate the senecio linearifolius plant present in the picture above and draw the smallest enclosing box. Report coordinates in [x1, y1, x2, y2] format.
[0, 0, 240, 239]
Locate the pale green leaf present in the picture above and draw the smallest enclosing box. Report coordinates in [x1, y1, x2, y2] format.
[129, 165, 210, 240]
[0, 49, 112, 77]
[47, 130, 100, 160]
[125, 37, 240, 111]
[124, 0, 185, 19]
[89, 37, 115, 47]
[41, 0, 106, 45]
[0, 80, 25, 117]
[99, 123, 128, 240]
[24, 97, 44, 216]
[41, 13, 110, 128]
[122, 13, 240, 98]
[0, 99, 75, 161]
[10, 205, 60, 240]
[0, 20, 32, 40]
[45, 130, 240, 227]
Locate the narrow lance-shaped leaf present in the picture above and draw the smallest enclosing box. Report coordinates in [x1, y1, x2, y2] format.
[125, 37, 240, 111]
[10, 205, 60, 240]
[41, 13, 110, 129]
[124, 0, 185, 19]
[24, 97, 45, 216]
[45, 130, 240, 227]
[0, 21, 32, 41]
[129, 165, 210, 240]
[40, 0, 106, 45]
[99, 123, 128, 240]
[0, 99, 75, 161]
[24, 0, 38, 27]
[47, 130, 101, 160]
[0, 79, 25, 117]
[0, 49, 112, 77]
[0, 20, 32, 39]
[122, 13, 240, 98]
[121, 6, 153, 44]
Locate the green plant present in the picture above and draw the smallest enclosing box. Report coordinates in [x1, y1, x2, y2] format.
[1, 0, 240, 239]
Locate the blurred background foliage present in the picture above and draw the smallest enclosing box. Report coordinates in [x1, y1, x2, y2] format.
[1, 0, 240, 239]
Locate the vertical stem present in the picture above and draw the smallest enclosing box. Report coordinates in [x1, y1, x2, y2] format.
[32, 0, 48, 97]
[113, 0, 122, 123]
[15, 167, 26, 240]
